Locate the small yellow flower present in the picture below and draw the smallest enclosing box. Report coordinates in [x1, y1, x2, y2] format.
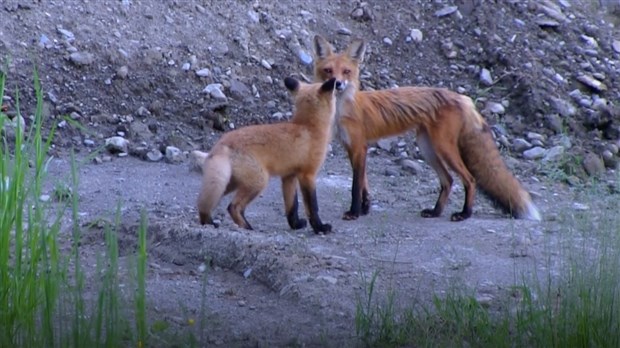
[188, 318, 195, 326]
[138, 340, 143, 348]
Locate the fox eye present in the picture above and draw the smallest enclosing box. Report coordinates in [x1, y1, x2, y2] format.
[343, 69, 351, 75]
[323, 67, 333, 75]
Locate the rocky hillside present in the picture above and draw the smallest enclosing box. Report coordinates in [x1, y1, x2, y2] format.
[1, 0, 619, 180]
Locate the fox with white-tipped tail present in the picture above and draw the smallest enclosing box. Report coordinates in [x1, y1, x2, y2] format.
[196, 77, 339, 233]
[313, 35, 541, 222]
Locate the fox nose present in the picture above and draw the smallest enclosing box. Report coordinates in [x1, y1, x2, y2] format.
[335, 80, 345, 91]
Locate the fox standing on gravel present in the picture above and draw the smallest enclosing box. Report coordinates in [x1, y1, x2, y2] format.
[197, 77, 338, 234]
[313, 35, 541, 222]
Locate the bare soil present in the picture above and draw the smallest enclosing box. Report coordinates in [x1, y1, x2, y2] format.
[2, 0, 620, 346]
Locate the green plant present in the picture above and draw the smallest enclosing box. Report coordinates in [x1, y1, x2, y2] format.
[0, 66, 152, 347]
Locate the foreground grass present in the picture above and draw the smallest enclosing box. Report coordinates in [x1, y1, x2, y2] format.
[0, 69, 152, 347]
[356, 186, 620, 347]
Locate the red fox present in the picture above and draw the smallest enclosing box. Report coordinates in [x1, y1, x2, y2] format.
[197, 77, 338, 233]
[313, 35, 541, 222]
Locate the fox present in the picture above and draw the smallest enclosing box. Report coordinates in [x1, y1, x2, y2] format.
[196, 76, 338, 234]
[313, 35, 541, 222]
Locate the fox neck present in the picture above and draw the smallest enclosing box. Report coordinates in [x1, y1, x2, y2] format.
[335, 80, 358, 119]
[292, 104, 336, 140]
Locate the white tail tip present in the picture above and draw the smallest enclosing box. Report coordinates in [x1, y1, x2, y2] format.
[189, 150, 209, 174]
[522, 201, 542, 221]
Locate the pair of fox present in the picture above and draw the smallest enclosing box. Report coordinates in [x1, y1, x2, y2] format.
[196, 35, 542, 234]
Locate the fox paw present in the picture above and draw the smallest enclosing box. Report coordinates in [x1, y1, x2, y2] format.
[292, 218, 308, 230]
[420, 209, 440, 218]
[314, 223, 332, 234]
[450, 212, 471, 221]
[342, 211, 359, 220]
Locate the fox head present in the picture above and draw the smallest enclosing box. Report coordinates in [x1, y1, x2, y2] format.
[313, 35, 366, 98]
[284, 76, 338, 127]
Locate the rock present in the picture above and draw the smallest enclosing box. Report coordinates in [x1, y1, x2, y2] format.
[203, 84, 227, 101]
[410, 29, 423, 43]
[376, 137, 396, 151]
[229, 80, 251, 101]
[69, 52, 95, 66]
[297, 50, 313, 65]
[536, 19, 560, 28]
[401, 159, 424, 175]
[384, 168, 399, 177]
[512, 138, 532, 153]
[146, 149, 164, 162]
[538, 2, 569, 22]
[485, 101, 505, 114]
[602, 150, 618, 169]
[572, 202, 589, 211]
[435, 6, 458, 17]
[317, 275, 338, 285]
[549, 97, 576, 117]
[136, 106, 151, 117]
[196, 68, 211, 77]
[580, 35, 598, 49]
[116, 65, 129, 79]
[383, 37, 393, 46]
[83, 139, 95, 147]
[182, 62, 191, 71]
[613, 40, 620, 54]
[582, 153, 605, 176]
[165, 146, 184, 163]
[523, 146, 547, 160]
[526, 132, 545, 142]
[591, 98, 607, 111]
[57, 28, 75, 41]
[351, 5, 372, 21]
[545, 114, 563, 134]
[479, 68, 493, 86]
[337, 28, 352, 36]
[260, 59, 272, 70]
[542, 145, 565, 162]
[104, 136, 128, 154]
[576, 74, 607, 92]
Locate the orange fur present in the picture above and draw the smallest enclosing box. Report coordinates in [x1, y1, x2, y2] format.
[197, 77, 338, 233]
[313, 35, 541, 221]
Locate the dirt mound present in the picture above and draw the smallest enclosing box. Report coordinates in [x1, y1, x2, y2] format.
[2, 0, 620, 345]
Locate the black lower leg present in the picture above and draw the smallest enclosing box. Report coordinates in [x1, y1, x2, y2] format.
[286, 192, 307, 229]
[344, 169, 362, 219]
[451, 186, 473, 221]
[421, 188, 445, 218]
[301, 187, 331, 234]
[361, 188, 370, 215]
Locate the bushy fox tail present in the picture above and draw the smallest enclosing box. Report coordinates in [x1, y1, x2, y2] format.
[459, 102, 541, 221]
[197, 148, 233, 226]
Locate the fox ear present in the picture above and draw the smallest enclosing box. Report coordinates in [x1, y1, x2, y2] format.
[346, 39, 366, 62]
[320, 78, 337, 93]
[313, 35, 333, 59]
[284, 77, 300, 93]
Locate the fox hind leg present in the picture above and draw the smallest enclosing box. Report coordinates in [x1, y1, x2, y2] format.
[227, 174, 267, 230]
[436, 147, 476, 221]
[417, 132, 453, 218]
